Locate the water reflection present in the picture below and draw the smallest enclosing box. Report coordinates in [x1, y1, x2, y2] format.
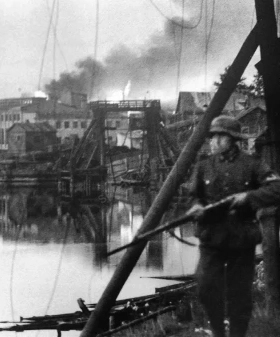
[0, 185, 199, 336]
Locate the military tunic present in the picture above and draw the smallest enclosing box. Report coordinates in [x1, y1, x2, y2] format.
[190, 147, 280, 249]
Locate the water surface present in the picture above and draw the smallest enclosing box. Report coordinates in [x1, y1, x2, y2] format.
[0, 185, 199, 336]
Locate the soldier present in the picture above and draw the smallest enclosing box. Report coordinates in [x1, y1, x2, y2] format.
[188, 115, 280, 337]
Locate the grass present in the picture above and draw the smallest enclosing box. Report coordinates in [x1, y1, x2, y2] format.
[110, 293, 280, 337]
[111, 263, 280, 337]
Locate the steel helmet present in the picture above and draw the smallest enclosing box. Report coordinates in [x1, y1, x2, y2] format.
[209, 115, 246, 140]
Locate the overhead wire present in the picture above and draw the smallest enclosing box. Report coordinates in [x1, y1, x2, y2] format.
[169, 0, 179, 62]
[46, 0, 69, 71]
[148, 0, 204, 30]
[204, 0, 216, 103]
[38, 0, 57, 90]
[90, 0, 100, 98]
[206, 0, 216, 51]
[175, 0, 185, 96]
[52, 0, 60, 80]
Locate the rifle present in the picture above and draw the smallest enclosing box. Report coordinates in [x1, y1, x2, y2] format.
[107, 195, 235, 256]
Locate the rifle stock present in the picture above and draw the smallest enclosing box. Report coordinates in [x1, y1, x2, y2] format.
[107, 195, 235, 256]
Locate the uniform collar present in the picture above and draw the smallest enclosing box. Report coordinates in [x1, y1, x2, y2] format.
[218, 144, 239, 162]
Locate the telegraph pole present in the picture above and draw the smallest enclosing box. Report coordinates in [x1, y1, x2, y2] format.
[254, 0, 280, 316]
[80, 25, 259, 337]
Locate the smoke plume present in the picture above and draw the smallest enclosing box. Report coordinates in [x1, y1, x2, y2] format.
[45, 0, 256, 106]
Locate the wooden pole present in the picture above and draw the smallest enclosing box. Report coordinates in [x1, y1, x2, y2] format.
[254, 0, 280, 316]
[80, 25, 259, 337]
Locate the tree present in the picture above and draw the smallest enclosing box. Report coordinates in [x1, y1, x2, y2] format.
[214, 66, 264, 98]
[251, 72, 265, 98]
[214, 66, 253, 94]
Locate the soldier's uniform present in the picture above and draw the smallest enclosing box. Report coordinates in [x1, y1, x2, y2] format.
[189, 116, 280, 337]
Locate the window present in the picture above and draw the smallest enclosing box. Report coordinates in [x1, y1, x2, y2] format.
[81, 121, 87, 129]
[115, 121, 121, 128]
[73, 121, 78, 128]
[64, 121, 70, 129]
[56, 121, 61, 129]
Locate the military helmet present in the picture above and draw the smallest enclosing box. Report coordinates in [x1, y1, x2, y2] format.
[209, 115, 246, 140]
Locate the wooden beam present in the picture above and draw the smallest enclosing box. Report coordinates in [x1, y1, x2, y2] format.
[254, 0, 280, 316]
[80, 24, 259, 337]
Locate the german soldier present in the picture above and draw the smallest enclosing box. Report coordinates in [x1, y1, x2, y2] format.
[188, 115, 280, 337]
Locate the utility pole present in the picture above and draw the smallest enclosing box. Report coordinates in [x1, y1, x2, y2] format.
[80, 25, 259, 337]
[254, 0, 280, 316]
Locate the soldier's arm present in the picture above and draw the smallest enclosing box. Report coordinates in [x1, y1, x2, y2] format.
[245, 159, 280, 210]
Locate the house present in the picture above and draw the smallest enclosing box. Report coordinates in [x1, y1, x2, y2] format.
[0, 97, 46, 150]
[168, 92, 214, 125]
[236, 106, 267, 153]
[7, 122, 57, 156]
[22, 94, 92, 143]
[0, 94, 92, 151]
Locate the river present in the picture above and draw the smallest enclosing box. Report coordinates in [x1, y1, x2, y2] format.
[0, 184, 199, 337]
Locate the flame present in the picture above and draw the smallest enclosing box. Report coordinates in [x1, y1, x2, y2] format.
[123, 80, 131, 99]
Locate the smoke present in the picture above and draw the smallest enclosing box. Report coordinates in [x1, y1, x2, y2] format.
[45, 0, 256, 104]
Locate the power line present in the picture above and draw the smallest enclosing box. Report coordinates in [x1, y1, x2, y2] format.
[148, 0, 204, 30]
[94, 0, 99, 61]
[206, 0, 216, 50]
[38, 0, 57, 90]
[175, 0, 185, 96]
[204, 0, 216, 101]
[46, 0, 69, 73]
[90, 0, 100, 98]
[53, 0, 59, 80]
[169, 0, 179, 62]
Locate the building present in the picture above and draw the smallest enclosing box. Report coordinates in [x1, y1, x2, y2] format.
[7, 122, 57, 156]
[0, 93, 92, 151]
[22, 94, 92, 143]
[0, 97, 45, 150]
[168, 92, 214, 125]
[105, 110, 144, 148]
[236, 106, 267, 153]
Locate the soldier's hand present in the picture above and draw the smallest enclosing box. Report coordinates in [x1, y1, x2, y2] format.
[187, 204, 204, 220]
[230, 192, 248, 209]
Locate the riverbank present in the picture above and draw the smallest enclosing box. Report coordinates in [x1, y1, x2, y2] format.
[112, 306, 280, 337]
[111, 261, 280, 337]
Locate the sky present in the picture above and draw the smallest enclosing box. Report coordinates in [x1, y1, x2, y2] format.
[0, 0, 268, 102]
